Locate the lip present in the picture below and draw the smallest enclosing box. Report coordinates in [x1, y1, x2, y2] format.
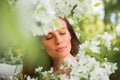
[56, 46, 67, 52]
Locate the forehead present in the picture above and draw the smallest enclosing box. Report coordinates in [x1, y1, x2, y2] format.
[59, 18, 67, 27]
[53, 18, 67, 31]
[40, 18, 69, 38]
[46, 26, 67, 35]
[45, 19, 67, 34]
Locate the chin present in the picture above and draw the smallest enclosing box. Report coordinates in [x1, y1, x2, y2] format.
[57, 52, 69, 59]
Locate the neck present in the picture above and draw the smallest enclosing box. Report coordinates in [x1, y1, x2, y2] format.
[52, 54, 76, 72]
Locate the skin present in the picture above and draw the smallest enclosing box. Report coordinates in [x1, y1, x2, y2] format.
[42, 18, 76, 72]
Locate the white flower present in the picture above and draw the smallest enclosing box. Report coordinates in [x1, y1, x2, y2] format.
[116, 24, 120, 36]
[58, 74, 69, 80]
[21, 46, 117, 80]
[27, 76, 37, 80]
[53, 0, 78, 17]
[89, 40, 100, 53]
[30, 26, 43, 36]
[76, 48, 117, 80]
[111, 63, 118, 73]
[64, 56, 77, 67]
[30, 0, 93, 36]
[41, 71, 48, 78]
[73, 0, 92, 18]
[113, 47, 119, 51]
[97, 32, 114, 50]
[35, 66, 43, 73]
[90, 68, 109, 80]
[68, 18, 74, 25]
[102, 62, 117, 74]
[79, 41, 90, 51]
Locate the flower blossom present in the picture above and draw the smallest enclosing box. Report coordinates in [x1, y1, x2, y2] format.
[89, 40, 100, 53]
[96, 32, 114, 50]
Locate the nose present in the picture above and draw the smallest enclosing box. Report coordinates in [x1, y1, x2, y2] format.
[55, 34, 63, 45]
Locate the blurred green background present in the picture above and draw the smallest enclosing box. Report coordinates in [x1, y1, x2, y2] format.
[0, 0, 120, 80]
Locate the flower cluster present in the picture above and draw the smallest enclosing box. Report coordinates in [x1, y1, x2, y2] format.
[6, 0, 119, 80]
[25, 46, 117, 80]
[66, 53, 117, 80]
[23, 32, 118, 80]
[80, 32, 118, 53]
[31, 0, 92, 36]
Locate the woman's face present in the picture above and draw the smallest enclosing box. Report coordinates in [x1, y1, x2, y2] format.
[42, 19, 71, 59]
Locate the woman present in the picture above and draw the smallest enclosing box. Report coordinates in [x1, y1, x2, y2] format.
[22, 18, 80, 78]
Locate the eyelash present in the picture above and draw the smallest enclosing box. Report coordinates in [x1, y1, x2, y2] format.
[60, 32, 66, 35]
[46, 36, 53, 40]
[46, 32, 66, 40]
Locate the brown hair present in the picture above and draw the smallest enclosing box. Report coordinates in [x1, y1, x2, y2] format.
[61, 18, 80, 56]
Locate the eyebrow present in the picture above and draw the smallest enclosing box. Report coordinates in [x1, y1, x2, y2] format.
[58, 27, 66, 31]
[46, 32, 52, 36]
[44, 27, 66, 36]
[61, 27, 65, 29]
[50, 27, 65, 33]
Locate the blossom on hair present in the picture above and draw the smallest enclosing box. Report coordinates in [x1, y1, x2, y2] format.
[30, 0, 93, 36]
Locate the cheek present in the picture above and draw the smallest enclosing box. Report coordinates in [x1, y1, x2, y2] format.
[66, 36, 71, 45]
[42, 41, 55, 55]
[67, 37, 71, 49]
[65, 33, 71, 50]
[65, 32, 71, 43]
[43, 42, 52, 50]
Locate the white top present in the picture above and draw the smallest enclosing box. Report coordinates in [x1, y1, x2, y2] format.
[0, 63, 22, 76]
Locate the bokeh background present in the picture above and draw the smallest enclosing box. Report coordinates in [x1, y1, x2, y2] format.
[0, 0, 120, 80]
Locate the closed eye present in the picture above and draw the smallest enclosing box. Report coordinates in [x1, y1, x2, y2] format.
[45, 33, 53, 40]
[59, 27, 66, 35]
[44, 27, 67, 40]
[60, 32, 66, 35]
[46, 36, 53, 40]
